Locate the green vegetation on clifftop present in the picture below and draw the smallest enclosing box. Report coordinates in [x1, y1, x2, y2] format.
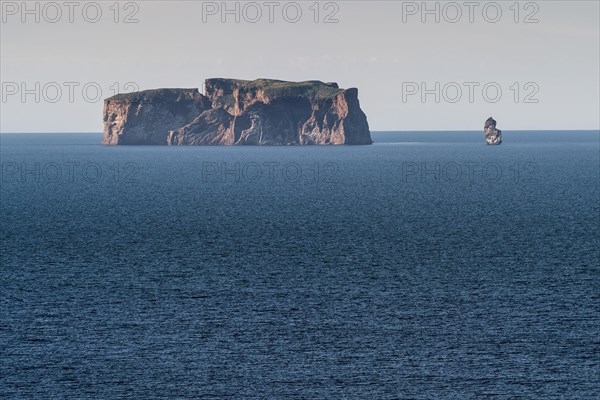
[106, 79, 347, 103]
[206, 78, 344, 100]
[106, 88, 199, 102]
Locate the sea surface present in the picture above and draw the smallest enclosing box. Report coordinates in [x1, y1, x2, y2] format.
[1, 131, 599, 399]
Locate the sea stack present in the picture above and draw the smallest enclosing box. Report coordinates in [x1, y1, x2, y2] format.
[484, 117, 502, 145]
[102, 79, 372, 145]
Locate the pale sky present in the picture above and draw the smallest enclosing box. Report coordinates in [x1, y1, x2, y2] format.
[1, 0, 599, 132]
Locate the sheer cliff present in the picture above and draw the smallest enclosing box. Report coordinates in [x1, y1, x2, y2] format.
[102, 79, 372, 145]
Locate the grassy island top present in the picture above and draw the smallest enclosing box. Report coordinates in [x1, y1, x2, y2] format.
[106, 88, 200, 102]
[206, 78, 344, 100]
[106, 79, 348, 102]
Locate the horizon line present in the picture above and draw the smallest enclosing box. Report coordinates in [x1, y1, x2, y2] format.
[1, 129, 600, 135]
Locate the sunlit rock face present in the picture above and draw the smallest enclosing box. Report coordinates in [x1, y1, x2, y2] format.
[484, 117, 502, 145]
[102, 79, 372, 146]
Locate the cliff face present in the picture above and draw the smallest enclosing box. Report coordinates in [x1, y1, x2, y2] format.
[102, 79, 371, 145]
[103, 89, 210, 145]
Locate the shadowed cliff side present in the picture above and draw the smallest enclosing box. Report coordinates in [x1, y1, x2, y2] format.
[102, 79, 372, 145]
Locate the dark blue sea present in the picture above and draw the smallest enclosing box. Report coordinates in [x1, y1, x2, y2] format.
[1, 131, 599, 399]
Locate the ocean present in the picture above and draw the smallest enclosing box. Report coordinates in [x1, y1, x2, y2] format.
[1, 131, 599, 398]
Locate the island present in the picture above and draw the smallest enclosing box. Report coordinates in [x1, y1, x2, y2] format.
[102, 78, 372, 145]
[484, 117, 502, 145]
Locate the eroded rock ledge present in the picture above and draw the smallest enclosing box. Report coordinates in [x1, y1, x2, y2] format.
[103, 79, 372, 145]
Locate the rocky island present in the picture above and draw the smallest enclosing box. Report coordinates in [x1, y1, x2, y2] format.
[102, 78, 372, 145]
[484, 117, 502, 145]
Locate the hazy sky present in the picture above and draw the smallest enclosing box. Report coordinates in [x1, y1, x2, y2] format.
[1, 0, 599, 132]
